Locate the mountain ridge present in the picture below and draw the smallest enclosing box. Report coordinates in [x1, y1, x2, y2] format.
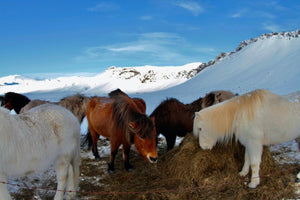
[0, 29, 299, 100]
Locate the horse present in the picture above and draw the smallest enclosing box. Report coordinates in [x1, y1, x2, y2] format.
[108, 88, 146, 113]
[0, 104, 80, 200]
[20, 94, 90, 123]
[85, 89, 157, 174]
[193, 89, 300, 188]
[1, 92, 30, 113]
[151, 90, 236, 150]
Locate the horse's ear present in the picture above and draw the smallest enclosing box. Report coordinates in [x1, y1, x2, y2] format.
[194, 112, 201, 120]
[151, 117, 155, 124]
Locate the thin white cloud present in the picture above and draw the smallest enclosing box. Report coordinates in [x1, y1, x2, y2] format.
[231, 9, 248, 18]
[74, 32, 198, 65]
[173, 1, 204, 16]
[260, 12, 276, 19]
[140, 15, 153, 21]
[87, 2, 119, 12]
[108, 44, 150, 52]
[264, 1, 287, 11]
[262, 22, 281, 32]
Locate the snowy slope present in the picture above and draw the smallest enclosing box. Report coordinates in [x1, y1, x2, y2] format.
[0, 62, 201, 101]
[137, 30, 300, 113]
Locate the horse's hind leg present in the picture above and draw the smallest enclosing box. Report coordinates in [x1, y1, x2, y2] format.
[54, 157, 70, 200]
[90, 130, 100, 160]
[65, 152, 80, 200]
[0, 175, 12, 200]
[247, 144, 263, 188]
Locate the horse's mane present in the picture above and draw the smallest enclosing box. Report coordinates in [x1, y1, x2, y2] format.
[112, 92, 153, 141]
[109, 88, 127, 98]
[200, 89, 268, 142]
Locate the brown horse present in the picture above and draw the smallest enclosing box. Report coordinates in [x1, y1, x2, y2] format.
[151, 90, 236, 150]
[20, 94, 90, 123]
[108, 88, 146, 113]
[0, 92, 30, 114]
[85, 89, 157, 174]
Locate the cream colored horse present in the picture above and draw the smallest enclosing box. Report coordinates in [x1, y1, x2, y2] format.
[0, 104, 80, 200]
[193, 89, 300, 188]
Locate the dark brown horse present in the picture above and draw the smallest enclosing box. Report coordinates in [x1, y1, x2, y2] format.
[20, 94, 89, 123]
[85, 89, 157, 174]
[0, 92, 30, 113]
[151, 90, 236, 150]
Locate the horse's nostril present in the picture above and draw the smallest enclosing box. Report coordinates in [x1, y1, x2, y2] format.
[149, 156, 157, 163]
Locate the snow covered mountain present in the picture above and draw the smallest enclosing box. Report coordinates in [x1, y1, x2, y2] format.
[137, 29, 300, 113]
[0, 29, 300, 109]
[0, 62, 201, 100]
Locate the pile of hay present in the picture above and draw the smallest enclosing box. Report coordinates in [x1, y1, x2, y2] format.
[159, 133, 296, 199]
[77, 133, 297, 200]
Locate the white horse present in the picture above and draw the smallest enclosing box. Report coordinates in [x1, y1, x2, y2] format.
[193, 89, 300, 188]
[0, 104, 81, 200]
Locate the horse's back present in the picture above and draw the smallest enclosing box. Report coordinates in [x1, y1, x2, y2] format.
[0, 104, 80, 177]
[20, 99, 50, 113]
[257, 91, 300, 144]
[151, 98, 192, 134]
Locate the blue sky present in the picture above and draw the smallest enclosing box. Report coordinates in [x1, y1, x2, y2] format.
[1, 0, 300, 77]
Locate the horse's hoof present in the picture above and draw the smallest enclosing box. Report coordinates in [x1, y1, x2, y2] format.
[124, 163, 133, 172]
[108, 169, 115, 175]
[248, 181, 259, 188]
[95, 157, 101, 161]
[126, 167, 133, 172]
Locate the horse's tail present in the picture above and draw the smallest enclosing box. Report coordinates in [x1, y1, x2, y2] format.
[81, 130, 93, 150]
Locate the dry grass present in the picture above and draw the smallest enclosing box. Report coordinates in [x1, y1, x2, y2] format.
[78, 133, 297, 200]
[11, 134, 298, 199]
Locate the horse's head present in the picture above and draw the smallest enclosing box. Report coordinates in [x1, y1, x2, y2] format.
[129, 116, 158, 163]
[193, 112, 216, 150]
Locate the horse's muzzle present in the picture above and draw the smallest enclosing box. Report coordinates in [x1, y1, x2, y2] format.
[149, 156, 158, 163]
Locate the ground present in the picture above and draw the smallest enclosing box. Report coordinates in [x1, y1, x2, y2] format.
[7, 135, 300, 200]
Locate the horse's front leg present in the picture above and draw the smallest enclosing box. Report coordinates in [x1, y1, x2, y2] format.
[166, 133, 176, 151]
[247, 144, 263, 188]
[123, 143, 133, 172]
[0, 174, 12, 200]
[108, 145, 119, 175]
[239, 148, 250, 176]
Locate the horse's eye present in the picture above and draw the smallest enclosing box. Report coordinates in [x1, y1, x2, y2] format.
[139, 136, 145, 140]
[199, 128, 202, 131]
